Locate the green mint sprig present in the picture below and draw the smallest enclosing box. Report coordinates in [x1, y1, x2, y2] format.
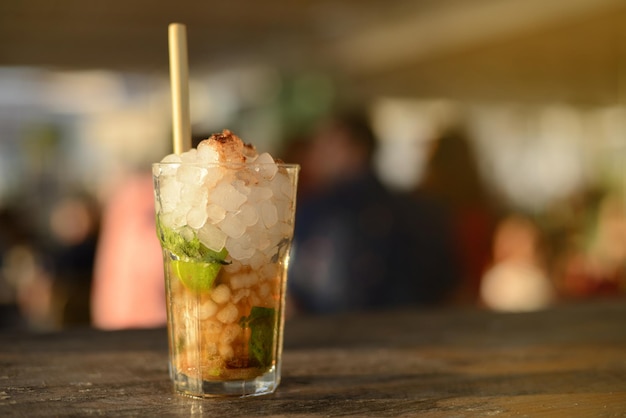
[240, 306, 276, 369]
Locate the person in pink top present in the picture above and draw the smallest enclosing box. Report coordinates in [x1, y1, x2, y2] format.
[91, 173, 166, 329]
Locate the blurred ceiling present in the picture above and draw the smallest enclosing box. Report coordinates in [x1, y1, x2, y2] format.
[2, 0, 626, 105]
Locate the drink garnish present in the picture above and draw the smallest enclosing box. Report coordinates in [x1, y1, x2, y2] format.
[240, 306, 276, 368]
[157, 219, 229, 292]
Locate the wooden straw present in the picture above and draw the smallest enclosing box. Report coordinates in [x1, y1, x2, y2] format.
[168, 23, 191, 154]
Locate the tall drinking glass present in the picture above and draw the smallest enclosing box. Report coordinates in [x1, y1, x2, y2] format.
[152, 161, 299, 397]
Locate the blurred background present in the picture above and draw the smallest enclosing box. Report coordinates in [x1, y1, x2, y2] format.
[1, 0, 626, 330]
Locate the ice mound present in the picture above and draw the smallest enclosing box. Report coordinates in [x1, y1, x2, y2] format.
[154, 129, 296, 264]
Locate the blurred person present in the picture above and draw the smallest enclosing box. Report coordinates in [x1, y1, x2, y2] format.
[10, 245, 56, 330]
[288, 110, 459, 315]
[417, 127, 498, 305]
[0, 207, 39, 330]
[47, 192, 100, 327]
[480, 214, 554, 312]
[91, 132, 212, 330]
[278, 134, 316, 200]
[555, 192, 626, 299]
[91, 172, 166, 329]
[0, 205, 56, 331]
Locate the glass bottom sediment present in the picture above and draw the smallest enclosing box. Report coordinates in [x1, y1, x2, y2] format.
[170, 364, 280, 398]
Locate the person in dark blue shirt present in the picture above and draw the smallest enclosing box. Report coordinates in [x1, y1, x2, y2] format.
[288, 110, 459, 315]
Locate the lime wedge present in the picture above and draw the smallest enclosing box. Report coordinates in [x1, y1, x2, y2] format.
[157, 219, 229, 292]
[171, 259, 222, 293]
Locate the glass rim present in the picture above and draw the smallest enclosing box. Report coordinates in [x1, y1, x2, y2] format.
[152, 161, 300, 170]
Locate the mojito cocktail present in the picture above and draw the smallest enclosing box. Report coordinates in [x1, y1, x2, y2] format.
[153, 130, 299, 397]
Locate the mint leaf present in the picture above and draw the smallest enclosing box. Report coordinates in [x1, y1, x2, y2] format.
[157, 217, 228, 264]
[241, 307, 276, 368]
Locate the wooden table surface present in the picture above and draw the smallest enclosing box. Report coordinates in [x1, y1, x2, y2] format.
[1, 300, 626, 417]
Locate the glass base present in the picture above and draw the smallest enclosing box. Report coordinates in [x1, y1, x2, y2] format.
[171, 365, 280, 398]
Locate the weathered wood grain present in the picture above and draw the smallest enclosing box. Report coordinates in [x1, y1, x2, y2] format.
[1, 300, 625, 416]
